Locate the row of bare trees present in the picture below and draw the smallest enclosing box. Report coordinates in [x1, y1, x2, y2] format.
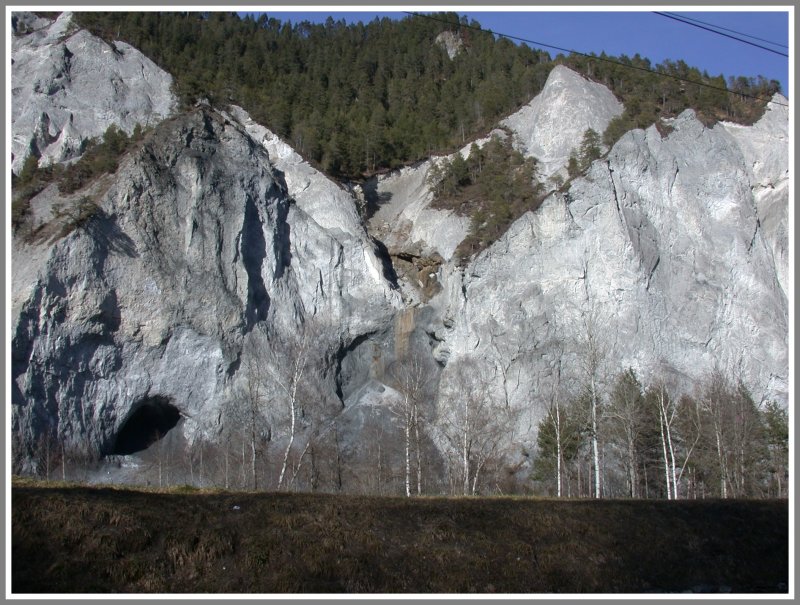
[15, 317, 787, 499]
[534, 366, 788, 500]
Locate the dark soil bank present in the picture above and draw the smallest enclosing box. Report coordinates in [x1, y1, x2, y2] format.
[12, 482, 788, 594]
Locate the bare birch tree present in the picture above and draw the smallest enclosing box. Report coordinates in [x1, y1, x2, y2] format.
[534, 358, 587, 497]
[439, 358, 515, 496]
[234, 340, 273, 490]
[645, 376, 701, 500]
[387, 346, 436, 497]
[606, 369, 645, 498]
[577, 309, 607, 498]
[250, 319, 337, 492]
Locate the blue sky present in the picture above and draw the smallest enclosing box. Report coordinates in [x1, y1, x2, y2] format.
[243, 10, 790, 96]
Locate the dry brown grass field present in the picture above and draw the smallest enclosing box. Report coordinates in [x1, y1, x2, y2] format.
[11, 478, 788, 594]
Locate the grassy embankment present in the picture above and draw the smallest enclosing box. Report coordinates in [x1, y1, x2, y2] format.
[11, 477, 788, 594]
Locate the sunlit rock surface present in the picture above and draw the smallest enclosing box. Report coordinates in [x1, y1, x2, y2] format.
[11, 20, 788, 478]
[11, 12, 177, 174]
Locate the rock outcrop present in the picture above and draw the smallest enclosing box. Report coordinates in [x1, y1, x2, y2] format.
[11, 12, 177, 174]
[434, 30, 464, 60]
[501, 65, 624, 178]
[10, 14, 788, 484]
[12, 105, 401, 464]
[430, 105, 789, 423]
[721, 97, 790, 298]
[363, 65, 626, 286]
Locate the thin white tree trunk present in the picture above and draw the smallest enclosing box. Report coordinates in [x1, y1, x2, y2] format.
[278, 356, 304, 490]
[278, 425, 295, 490]
[472, 458, 484, 496]
[413, 404, 422, 495]
[715, 426, 727, 498]
[658, 406, 672, 499]
[627, 433, 637, 498]
[590, 376, 601, 499]
[404, 404, 411, 498]
[462, 400, 470, 496]
[250, 438, 257, 490]
[555, 402, 562, 498]
[289, 437, 314, 488]
[665, 414, 679, 499]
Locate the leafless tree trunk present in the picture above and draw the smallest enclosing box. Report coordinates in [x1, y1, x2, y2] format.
[542, 358, 566, 497]
[440, 358, 515, 496]
[388, 348, 435, 497]
[607, 369, 644, 499]
[579, 310, 606, 499]
[652, 380, 684, 499]
[275, 332, 309, 490]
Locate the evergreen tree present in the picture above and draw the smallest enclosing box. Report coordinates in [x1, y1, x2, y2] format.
[578, 128, 601, 170]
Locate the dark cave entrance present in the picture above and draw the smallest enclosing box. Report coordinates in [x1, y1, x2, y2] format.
[111, 396, 181, 455]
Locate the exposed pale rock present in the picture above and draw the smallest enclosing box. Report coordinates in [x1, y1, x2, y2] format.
[11, 12, 177, 174]
[10, 25, 788, 487]
[365, 160, 470, 263]
[227, 106, 368, 240]
[434, 30, 464, 59]
[501, 65, 624, 177]
[431, 108, 788, 430]
[721, 95, 790, 297]
[12, 107, 400, 463]
[12, 11, 52, 34]
[363, 65, 624, 272]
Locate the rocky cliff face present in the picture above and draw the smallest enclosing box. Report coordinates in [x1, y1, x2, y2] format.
[501, 65, 624, 178]
[430, 104, 788, 425]
[12, 103, 401, 464]
[363, 66, 624, 280]
[11, 12, 177, 174]
[10, 15, 789, 482]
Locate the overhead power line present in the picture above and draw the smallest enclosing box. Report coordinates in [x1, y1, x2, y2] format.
[660, 11, 788, 49]
[654, 12, 789, 58]
[404, 11, 788, 108]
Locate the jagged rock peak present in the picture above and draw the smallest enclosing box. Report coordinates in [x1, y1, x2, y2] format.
[431, 106, 788, 411]
[501, 64, 624, 178]
[11, 11, 177, 174]
[11, 104, 400, 466]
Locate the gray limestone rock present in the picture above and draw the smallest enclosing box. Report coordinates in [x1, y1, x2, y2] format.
[721, 96, 790, 298]
[12, 106, 400, 465]
[434, 30, 464, 60]
[11, 12, 177, 174]
[362, 66, 625, 285]
[10, 24, 788, 488]
[430, 106, 788, 452]
[501, 65, 624, 178]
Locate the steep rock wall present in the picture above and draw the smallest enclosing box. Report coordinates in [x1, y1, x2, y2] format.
[12, 107, 400, 462]
[429, 106, 788, 440]
[11, 12, 177, 174]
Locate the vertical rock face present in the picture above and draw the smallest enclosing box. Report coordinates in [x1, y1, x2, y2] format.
[11, 12, 177, 173]
[721, 98, 790, 298]
[12, 106, 400, 462]
[363, 65, 626, 285]
[431, 106, 788, 423]
[10, 16, 788, 482]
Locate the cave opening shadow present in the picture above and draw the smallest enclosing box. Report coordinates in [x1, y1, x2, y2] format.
[111, 396, 182, 455]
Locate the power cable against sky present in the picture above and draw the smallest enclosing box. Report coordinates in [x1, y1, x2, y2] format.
[660, 11, 788, 49]
[654, 12, 789, 58]
[405, 11, 788, 108]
